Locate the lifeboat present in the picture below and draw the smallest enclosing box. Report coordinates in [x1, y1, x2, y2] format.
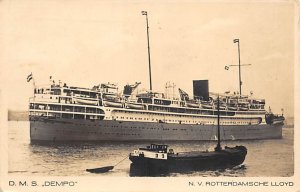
[104, 101, 123, 108]
[219, 105, 227, 110]
[201, 101, 213, 109]
[202, 104, 213, 109]
[238, 103, 249, 111]
[228, 106, 238, 111]
[239, 107, 249, 111]
[186, 102, 200, 108]
[103, 94, 118, 100]
[74, 98, 98, 105]
[126, 103, 145, 110]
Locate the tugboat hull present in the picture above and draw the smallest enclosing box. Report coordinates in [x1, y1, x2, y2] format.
[129, 146, 247, 173]
[167, 146, 247, 171]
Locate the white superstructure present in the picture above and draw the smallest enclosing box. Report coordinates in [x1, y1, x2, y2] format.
[28, 80, 283, 142]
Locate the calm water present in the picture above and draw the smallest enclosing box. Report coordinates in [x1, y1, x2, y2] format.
[8, 121, 294, 177]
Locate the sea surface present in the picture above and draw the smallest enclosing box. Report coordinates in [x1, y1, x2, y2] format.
[8, 121, 294, 177]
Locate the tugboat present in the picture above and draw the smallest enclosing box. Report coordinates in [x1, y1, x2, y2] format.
[129, 97, 247, 173]
[265, 108, 285, 125]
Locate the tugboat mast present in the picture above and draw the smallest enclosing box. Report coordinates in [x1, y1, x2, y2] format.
[215, 96, 221, 151]
[142, 11, 152, 91]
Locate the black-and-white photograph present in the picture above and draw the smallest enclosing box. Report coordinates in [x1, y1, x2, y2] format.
[0, 0, 297, 191]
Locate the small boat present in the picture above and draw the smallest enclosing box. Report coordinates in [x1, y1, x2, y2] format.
[266, 113, 285, 125]
[201, 101, 213, 109]
[202, 104, 213, 109]
[86, 156, 128, 174]
[129, 97, 247, 173]
[104, 101, 123, 108]
[74, 98, 99, 105]
[103, 94, 118, 100]
[126, 103, 145, 110]
[86, 166, 114, 173]
[186, 102, 200, 108]
[239, 107, 249, 111]
[228, 106, 238, 111]
[219, 105, 227, 110]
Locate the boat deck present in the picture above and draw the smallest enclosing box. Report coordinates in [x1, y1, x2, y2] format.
[169, 150, 223, 158]
[169, 148, 243, 158]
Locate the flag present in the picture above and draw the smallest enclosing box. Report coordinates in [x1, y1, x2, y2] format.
[27, 73, 33, 82]
[224, 66, 229, 70]
[233, 39, 239, 43]
[141, 11, 147, 15]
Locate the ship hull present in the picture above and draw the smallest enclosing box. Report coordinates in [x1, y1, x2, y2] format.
[30, 117, 283, 142]
[129, 146, 247, 173]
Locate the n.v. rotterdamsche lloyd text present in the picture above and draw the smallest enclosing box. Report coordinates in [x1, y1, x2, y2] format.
[188, 181, 294, 187]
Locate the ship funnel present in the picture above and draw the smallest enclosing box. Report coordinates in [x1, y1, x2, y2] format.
[193, 80, 209, 101]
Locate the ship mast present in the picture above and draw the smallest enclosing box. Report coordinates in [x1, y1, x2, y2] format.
[141, 11, 152, 91]
[234, 39, 242, 96]
[225, 39, 251, 97]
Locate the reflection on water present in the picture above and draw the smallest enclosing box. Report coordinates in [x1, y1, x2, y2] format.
[8, 121, 294, 177]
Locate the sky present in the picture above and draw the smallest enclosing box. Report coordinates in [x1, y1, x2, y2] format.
[0, 0, 296, 117]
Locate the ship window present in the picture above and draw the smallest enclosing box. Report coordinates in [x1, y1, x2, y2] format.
[74, 114, 84, 119]
[62, 105, 73, 112]
[155, 154, 158, 158]
[62, 113, 73, 119]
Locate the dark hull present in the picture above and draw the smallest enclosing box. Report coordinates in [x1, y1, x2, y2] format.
[86, 166, 114, 173]
[129, 146, 247, 174]
[30, 117, 283, 142]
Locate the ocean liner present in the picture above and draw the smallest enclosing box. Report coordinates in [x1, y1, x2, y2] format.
[28, 12, 284, 142]
[28, 78, 284, 142]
